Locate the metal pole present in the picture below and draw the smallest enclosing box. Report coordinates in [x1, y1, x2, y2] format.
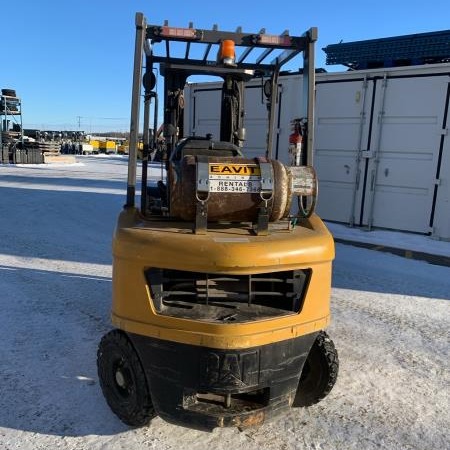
[126, 12, 146, 208]
[303, 27, 317, 167]
[140, 93, 151, 214]
[153, 93, 159, 152]
[266, 68, 280, 160]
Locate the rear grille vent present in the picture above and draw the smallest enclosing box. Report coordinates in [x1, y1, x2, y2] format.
[145, 268, 311, 323]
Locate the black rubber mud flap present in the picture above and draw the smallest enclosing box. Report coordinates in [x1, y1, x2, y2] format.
[292, 330, 339, 407]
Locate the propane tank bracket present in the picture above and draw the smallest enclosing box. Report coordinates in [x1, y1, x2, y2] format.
[254, 162, 274, 235]
[195, 157, 210, 234]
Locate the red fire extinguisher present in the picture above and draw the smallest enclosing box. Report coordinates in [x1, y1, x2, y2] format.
[289, 118, 304, 166]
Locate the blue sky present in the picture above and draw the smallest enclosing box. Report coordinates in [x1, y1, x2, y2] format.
[2, 1, 449, 132]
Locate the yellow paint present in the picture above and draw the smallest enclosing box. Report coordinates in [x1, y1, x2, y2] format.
[111, 207, 335, 349]
[99, 140, 116, 150]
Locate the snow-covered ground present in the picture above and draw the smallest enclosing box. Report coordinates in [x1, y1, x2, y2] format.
[1, 156, 449, 450]
[326, 222, 450, 259]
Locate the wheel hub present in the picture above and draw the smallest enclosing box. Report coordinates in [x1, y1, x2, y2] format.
[115, 368, 126, 388]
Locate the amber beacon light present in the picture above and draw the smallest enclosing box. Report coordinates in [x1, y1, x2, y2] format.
[220, 39, 236, 65]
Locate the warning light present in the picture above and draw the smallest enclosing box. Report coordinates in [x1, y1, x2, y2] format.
[220, 39, 236, 66]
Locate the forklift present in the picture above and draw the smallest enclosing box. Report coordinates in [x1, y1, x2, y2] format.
[97, 12, 338, 431]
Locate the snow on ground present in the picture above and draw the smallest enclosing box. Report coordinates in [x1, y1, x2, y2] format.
[326, 222, 450, 258]
[0, 156, 449, 450]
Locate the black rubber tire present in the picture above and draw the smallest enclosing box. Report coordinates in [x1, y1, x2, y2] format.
[292, 331, 339, 407]
[97, 330, 156, 426]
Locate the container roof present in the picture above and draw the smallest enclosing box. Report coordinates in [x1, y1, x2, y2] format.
[323, 29, 450, 69]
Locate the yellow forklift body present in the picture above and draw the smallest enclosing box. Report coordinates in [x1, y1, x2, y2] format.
[111, 207, 334, 350]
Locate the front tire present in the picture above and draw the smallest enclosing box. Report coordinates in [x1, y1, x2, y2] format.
[97, 330, 156, 426]
[292, 331, 339, 407]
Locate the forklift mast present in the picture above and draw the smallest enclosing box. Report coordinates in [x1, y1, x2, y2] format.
[126, 12, 317, 209]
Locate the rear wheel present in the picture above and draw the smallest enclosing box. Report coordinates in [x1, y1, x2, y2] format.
[292, 331, 339, 407]
[97, 330, 156, 426]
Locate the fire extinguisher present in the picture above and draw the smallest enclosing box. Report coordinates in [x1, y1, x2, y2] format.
[289, 118, 304, 166]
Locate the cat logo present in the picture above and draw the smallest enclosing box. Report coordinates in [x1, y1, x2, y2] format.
[201, 351, 259, 388]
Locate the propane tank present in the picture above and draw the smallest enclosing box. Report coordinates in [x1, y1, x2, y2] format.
[169, 155, 317, 222]
[288, 119, 303, 166]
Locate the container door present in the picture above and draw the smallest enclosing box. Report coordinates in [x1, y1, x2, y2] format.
[191, 87, 221, 139]
[274, 75, 304, 165]
[362, 76, 449, 233]
[314, 79, 374, 224]
[190, 84, 268, 157]
[242, 85, 269, 159]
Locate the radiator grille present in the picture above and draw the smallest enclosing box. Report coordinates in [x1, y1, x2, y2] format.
[145, 268, 311, 323]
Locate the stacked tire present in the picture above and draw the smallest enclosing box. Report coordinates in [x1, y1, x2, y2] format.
[1, 88, 19, 113]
